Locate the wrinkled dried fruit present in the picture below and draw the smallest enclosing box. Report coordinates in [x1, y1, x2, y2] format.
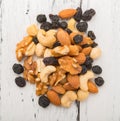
[40, 22, 52, 31]
[37, 14, 47, 23]
[92, 65, 102, 74]
[15, 76, 26, 87]
[12, 63, 24, 74]
[76, 22, 88, 32]
[95, 77, 104, 86]
[88, 31, 96, 40]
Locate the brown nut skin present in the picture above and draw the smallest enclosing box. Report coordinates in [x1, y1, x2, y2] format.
[88, 80, 98, 93]
[74, 53, 86, 65]
[63, 83, 76, 91]
[82, 47, 92, 56]
[67, 74, 80, 89]
[47, 90, 61, 106]
[52, 85, 66, 94]
[80, 37, 93, 46]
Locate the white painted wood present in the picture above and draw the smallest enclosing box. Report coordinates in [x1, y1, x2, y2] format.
[80, 0, 120, 121]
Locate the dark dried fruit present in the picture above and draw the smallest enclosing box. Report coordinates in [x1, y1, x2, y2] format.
[95, 77, 104, 86]
[38, 95, 50, 108]
[15, 76, 26, 87]
[84, 56, 93, 66]
[82, 9, 96, 21]
[40, 22, 52, 31]
[43, 57, 59, 66]
[65, 28, 72, 34]
[74, 7, 82, 22]
[81, 65, 87, 74]
[73, 35, 83, 44]
[76, 22, 88, 32]
[36, 14, 47, 23]
[92, 65, 102, 74]
[88, 31, 96, 40]
[49, 14, 59, 22]
[91, 42, 98, 48]
[60, 21, 68, 29]
[53, 41, 61, 48]
[32, 37, 39, 45]
[86, 63, 92, 70]
[81, 44, 90, 48]
[12, 63, 24, 74]
[51, 22, 60, 29]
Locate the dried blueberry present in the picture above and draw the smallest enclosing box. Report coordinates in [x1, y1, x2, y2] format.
[32, 37, 39, 45]
[92, 65, 102, 74]
[43, 57, 59, 66]
[73, 35, 83, 44]
[81, 44, 90, 48]
[12, 63, 24, 74]
[38, 95, 50, 108]
[95, 77, 104, 86]
[53, 41, 61, 48]
[82, 9, 96, 21]
[49, 14, 59, 22]
[74, 7, 82, 22]
[76, 22, 88, 32]
[81, 65, 87, 74]
[88, 31, 96, 40]
[40, 22, 52, 31]
[60, 21, 68, 29]
[91, 42, 98, 48]
[51, 22, 60, 29]
[86, 64, 92, 70]
[84, 56, 93, 66]
[65, 28, 72, 34]
[36, 14, 47, 23]
[15, 76, 26, 87]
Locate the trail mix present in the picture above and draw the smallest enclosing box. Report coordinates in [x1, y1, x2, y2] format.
[12, 7, 104, 108]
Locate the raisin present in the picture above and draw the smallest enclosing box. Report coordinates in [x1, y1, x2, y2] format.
[49, 14, 59, 22]
[12, 63, 24, 74]
[91, 42, 98, 48]
[95, 77, 104, 86]
[40, 22, 52, 31]
[32, 37, 39, 45]
[65, 28, 72, 34]
[15, 77, 26, 87]
[84, 56, 93, 66]
[73, 35, 83, 44]
[88, 31, 96, 40]
[92, 65, 102, 74]
[60, 21, 68, 29]
[38, 95, 50, 108]
[43, 57, 59, 66]
[86, 63, 92, 70]
[82, 9, 96, 21]
[53, 41, 61, 48]
[81, 44, 90, 48]
[76, 22, 88, 32]
[51, 22, 60, 29]
[81, 65, 87, 74]
[74, 7, 82, 22]
[36, 14, 47, 23]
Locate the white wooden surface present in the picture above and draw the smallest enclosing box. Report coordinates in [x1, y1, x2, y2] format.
[1, 0, 120, 121]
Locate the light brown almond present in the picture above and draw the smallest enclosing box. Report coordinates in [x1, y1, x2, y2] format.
[63, 83, 76, 91]
[52, 85, 66, 94]
[88, 80, 98, 93]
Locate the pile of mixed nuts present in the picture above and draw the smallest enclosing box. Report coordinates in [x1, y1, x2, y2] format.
[12, 7, 104, 108]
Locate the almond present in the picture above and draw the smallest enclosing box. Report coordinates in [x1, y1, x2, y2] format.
[52, 85, 66, 94]
[57, 29, 71, 45]
[59, 9, 77, 19]
[47, 90, 61, 106]
[63, 83, 76, 91]
[80, 37, 93, 45]
[82, 47, 92, 55]
[88, 80, 98, 93]
[67, 74, 80, 89]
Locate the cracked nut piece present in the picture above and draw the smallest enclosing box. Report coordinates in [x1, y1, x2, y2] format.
[37, 29, 56, 48]
[90, 47, 101, 59]
[52, 85, 66, 94]
[67, 74, 80, 89]
[58, 56, 82, 75]
[63, 82, 76, 91]
[88, 80, 98, 93]
[77, 90, 89, 101]
[68, 45, 80, 56]
[80, 37, 93, 46]
[16, 48, 25, 61]
[47, 90, 61, 106]
[57, 29, 71, 45]
[82, 47, 92, 56]
[40, 66, 56, 83]
[61, 91, 77, 107]
[27, 24, 38, 36]
[44, 48, 53, 57]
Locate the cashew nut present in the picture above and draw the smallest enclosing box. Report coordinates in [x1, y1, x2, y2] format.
[35, 43, 46, 57]
[37, 30, 56, 48]
[40, 66, 56, 83]
[46, 29, 57, 36]
[27, 24, 38, 36]
[80, 71, 94, 91]
[77, 90, 89, 101]
[68, 18, 77, 32]
[61, 91, 77, 107]
[44, 48, 53, 57]
[90, 47, 102, 59]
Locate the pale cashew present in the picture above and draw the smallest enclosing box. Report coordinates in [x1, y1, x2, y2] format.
[37, 30, 56, 48]
[25, 42, 36, 56]
[90, 47, 102, 59]
[35, 43, 46, 57]
[40, 66, 56, 83]
[27, 24, 38, 36]
[80, 71, 94, 91]
[44, 48, 53, 57]
[77, 90, 89, 101]
[46, 29, 57, 36]
[61, 91, 77, 108]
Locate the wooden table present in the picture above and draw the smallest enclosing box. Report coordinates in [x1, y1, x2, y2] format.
[1, 0, 120, 121]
